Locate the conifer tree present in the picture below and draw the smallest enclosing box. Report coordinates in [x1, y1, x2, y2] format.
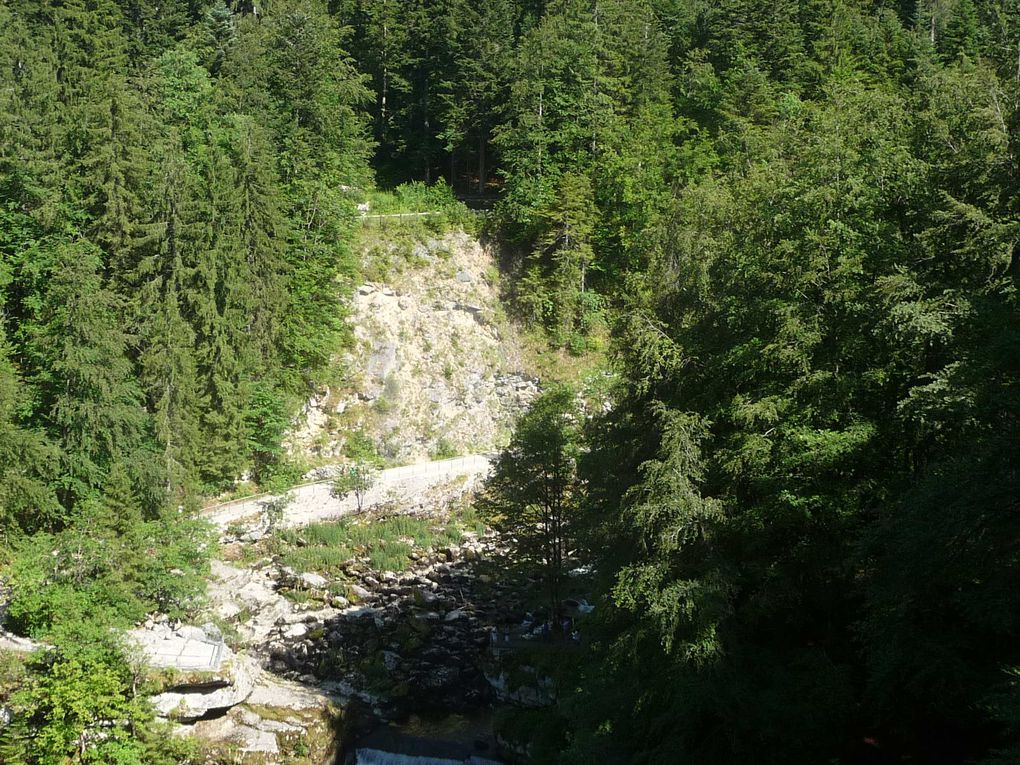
[495, 0, 605, 237]
[438, 0, 516, 193]
[135, 147, 205, 503]
[480, 386, 583, 629]
[79, 79, 149, 274]
[0, 323, 60, 535]
[29, 240, 148, 509]
[523, 172, 598, 341]
[264, 0, 370, 384]
[101, 459, 144, 535]
[201, 0, 236, 76]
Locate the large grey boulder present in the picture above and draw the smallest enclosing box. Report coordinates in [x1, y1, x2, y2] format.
[151, 649, 259, 722]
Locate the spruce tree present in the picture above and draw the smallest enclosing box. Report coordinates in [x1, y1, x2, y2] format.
[28, 240, 148, 510]
[0, 323, 60, 535]
[438, 0, 516, 193]
[135, 147, 205, 503]
[480, 386, 583, 629]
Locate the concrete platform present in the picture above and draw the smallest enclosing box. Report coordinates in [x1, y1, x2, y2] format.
[127, 624, 225, 672]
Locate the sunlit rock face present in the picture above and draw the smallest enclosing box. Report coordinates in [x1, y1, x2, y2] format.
[286, 230, 539, 465]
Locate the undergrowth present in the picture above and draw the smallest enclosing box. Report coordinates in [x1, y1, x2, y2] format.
[270, 506, 486, 575]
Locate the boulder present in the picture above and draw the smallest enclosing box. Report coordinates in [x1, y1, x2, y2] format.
[0, 631, 40, 654]
[350, 584, 372, 600]
[151, 651, 259, 722]
[187, 711, 279, 755]
[299, 572, 329, 590]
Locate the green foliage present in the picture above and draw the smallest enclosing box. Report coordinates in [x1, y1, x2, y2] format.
[272, 514, 464, 574]
[364, 180, 462, 215]
[3, 512, 211, 639]
[342, 429, 385, 466]
[0, 0, 371, 524]
[0, 326, 60, 536]
[264, 491, 295, 533]
[4, 0, 1020, 761]
[0, 0, 361, 758]
[480, 385, 583, 624]
[0, 621, 200, 765]
[560, 22, 1020, 762]
[330, 462, 380, 512]
[429, 437, 459, 461]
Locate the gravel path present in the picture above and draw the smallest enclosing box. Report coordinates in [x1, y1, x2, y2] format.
[202, 455, 493, 531]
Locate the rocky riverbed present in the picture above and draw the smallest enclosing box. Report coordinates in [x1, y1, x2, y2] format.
[164, 503, 548, 763]
[261, 532, 524, 719]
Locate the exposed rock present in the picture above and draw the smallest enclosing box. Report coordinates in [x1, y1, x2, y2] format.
[0, 631, 40, 653]
[284, 231, 539, 463]
[251, 527, 528, 721]
[151, 651, 259, 722]
[246, 673, 334, 711]
[187, 710, 280, 755]
[180, 677, 339, 764]
[350, 583, 372, 601]
[367, 342, 398, 383]
[299, 571, 329, 590]
[486, 668, 556, 708]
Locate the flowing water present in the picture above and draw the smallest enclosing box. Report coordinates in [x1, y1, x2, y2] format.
[352, 710, 503, 765]
[354, 751, 501, 765]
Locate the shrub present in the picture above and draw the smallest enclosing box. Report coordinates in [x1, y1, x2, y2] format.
[430, 438, 458, 460]
[342, 430, 383, 466]
[330, 463, 379, 512]
[0, 620, 201, 764]
[2, 515, 212, 638]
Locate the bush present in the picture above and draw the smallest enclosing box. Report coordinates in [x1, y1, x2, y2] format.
[330, 462, 379, 512]
[342, 430, 384, 466]
[362, 181, 477, 232]
[258, 457, 309, 494]
[3, 531, 142, 637]
[430, 438, 459, 460]
[2, 515, 212, 638]
[130, 518, 212, 617]
[0, 620, 200, 764]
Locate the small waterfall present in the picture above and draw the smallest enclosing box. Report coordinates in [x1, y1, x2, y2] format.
[355, 749, 462, 765]
[352, 710, 503, 765]
[355, 749, 501, 765]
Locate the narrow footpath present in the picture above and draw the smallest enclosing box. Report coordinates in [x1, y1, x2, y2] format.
[203, 455, 493, 531]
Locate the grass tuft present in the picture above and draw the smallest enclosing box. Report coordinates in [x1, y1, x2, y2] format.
[272, 514, 467, 574]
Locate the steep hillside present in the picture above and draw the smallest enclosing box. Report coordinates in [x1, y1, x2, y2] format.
[287, 225, 539, 465]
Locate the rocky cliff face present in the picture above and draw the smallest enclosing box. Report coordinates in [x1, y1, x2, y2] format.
[287, 228, 538, 464]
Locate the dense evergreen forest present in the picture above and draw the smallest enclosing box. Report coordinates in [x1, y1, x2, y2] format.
[1, 0, 1019, 762]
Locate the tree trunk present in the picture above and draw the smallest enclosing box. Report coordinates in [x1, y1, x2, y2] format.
[478, 132, 486, 195]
